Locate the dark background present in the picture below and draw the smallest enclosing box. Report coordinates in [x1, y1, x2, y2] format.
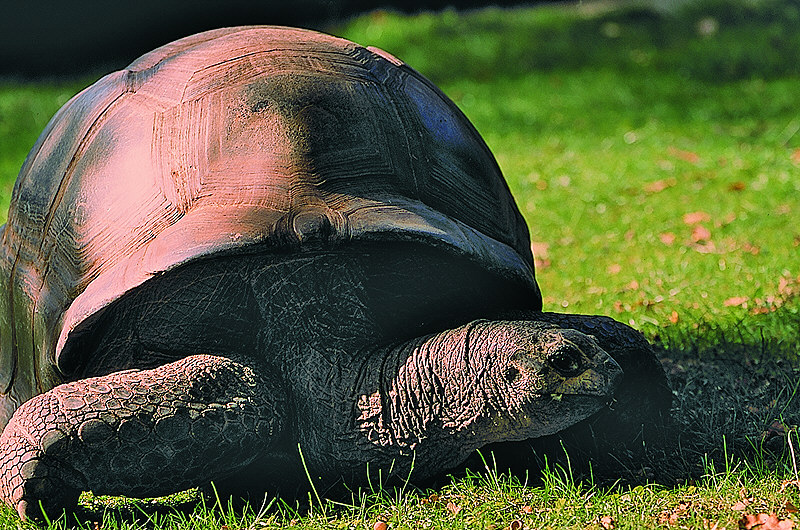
[1, 0, 545, 78]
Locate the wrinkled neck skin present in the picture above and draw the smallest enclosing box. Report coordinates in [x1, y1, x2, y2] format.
[357, 322, 493, 456]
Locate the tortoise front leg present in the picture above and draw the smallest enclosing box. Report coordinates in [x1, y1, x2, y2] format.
[0, 354, 284, 521]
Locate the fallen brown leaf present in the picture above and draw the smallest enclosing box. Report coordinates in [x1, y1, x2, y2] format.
[741, 241, 761, 255]
[781, 480, 800, 492]
[732, 501, 749, 511]
[691, 224, 712, 242]
[724, 296, 749, 307]
[660, 232, 677, 245]
[738, 513, 794, 529]
[530, 241, 549, 257]
[657, 501, 693, 526]
[645, 178, 677, 193]
[786, 500, 798, 513]
[729, 181, 747, 191]
[683, 211, 711, 225]
[599, 515, 616, 529]
[521, 505, 534, 514]
[531, 241, 551, 270]
[508, 519, 523, 530]
[778, 275, 800, 298]
[669, 146, 702, 164]
[447, 501, 461, 515]
[693, 240, 717, 254]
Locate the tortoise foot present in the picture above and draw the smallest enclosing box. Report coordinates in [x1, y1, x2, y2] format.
[0, 399, 83, 521]
[0, 355, 284, 519]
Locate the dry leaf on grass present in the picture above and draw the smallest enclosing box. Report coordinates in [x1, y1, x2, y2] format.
[658, 501, 692, 526]
[530, 241, 549, 256]
[780, 480, 800, 492]
[598, 515, 616, 529]
[446, 501, 462, 515]
[741, 241, 761, 255]
[531, 241, 551, 269]
[724, 296, 749, 307]
[644, 178, 677, 193]
[683, 211, 711, 225]
[738, 513, 794, 529]
[669, 146, 702, 164]
[729, 181, 747, 191]
[691, 224, 712, 242]
[660, 232, 677, 245]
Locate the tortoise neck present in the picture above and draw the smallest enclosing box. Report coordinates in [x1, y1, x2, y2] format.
[355, 321, 497, 467]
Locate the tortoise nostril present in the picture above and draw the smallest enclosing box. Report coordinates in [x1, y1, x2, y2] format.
[503, 366, 521, 383]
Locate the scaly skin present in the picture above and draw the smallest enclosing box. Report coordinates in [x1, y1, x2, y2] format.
[0, 355, 283, 521]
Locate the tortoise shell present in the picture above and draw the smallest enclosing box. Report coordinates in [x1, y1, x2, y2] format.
[0, 26, 540, 424]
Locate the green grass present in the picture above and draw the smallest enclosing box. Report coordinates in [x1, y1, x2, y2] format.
[0, 0, 799, 528]
[1, 453, 798, 528]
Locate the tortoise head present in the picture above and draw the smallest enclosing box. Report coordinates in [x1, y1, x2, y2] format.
[461, 320, 623, 443]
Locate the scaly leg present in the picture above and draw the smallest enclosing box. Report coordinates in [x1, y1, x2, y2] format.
[0, 354, 283, 521]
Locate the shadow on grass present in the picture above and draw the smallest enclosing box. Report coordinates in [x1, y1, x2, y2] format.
[467, 306, 800, 489]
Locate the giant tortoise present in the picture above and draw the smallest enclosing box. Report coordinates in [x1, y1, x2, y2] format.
[0, 26, 669, 520]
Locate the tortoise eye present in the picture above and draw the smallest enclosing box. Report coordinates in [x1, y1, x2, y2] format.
[548, 347, 584, 377]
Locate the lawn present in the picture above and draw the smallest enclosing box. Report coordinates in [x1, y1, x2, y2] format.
[0, 0, 798, 528]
